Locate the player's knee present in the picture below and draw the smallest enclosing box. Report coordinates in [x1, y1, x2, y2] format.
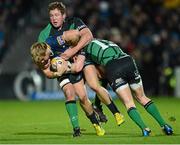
[136, 94, 150, 105]
[90, 84, 101, 93]
[126, 102, 136, 110]
[66, 96, 75, 101]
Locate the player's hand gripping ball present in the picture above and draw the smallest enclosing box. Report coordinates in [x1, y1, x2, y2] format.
[50, 57, 65, 72]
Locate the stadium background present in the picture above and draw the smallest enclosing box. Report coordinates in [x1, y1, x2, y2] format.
[0, 0, 180, 100]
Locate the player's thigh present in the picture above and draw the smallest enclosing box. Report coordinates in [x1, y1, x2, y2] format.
[83, 65, 100, 89]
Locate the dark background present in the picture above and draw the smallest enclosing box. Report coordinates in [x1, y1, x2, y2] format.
[0, 0, 180, 99]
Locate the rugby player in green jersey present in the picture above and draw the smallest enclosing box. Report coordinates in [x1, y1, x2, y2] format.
[62, 32, 173, 136]
[38, 1, 108, 123]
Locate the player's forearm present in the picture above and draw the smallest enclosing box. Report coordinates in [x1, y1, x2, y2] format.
[70, 28, 93, 54]
[66, 63, 81, 74]
[42, 68, 59, 79]
[66, 55, 85, 73]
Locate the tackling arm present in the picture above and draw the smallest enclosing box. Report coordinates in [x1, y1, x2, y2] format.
[61, 28, 93, 59]
[72, 28, 93, 53]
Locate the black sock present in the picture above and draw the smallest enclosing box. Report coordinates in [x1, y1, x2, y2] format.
[87, 111, 99, 125]
[107, 101, 119, 114]
[94, 95, 102, 111]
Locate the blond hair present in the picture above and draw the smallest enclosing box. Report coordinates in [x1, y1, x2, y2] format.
[48, 1, 66, 14]
[30, 42, 48, 68]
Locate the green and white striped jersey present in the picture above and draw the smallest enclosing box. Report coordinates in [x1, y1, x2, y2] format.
[84, 39, 128, 66]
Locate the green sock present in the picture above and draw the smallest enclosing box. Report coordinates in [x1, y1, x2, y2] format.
[65, 100, 79, 129]
[128, 107, 147, 130]
[145, 101, 166, 127]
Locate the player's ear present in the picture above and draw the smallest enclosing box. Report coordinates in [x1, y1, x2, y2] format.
[63, 13, 66, 21]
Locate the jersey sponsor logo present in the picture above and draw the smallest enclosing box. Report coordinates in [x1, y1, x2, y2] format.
[77, 25, 86, 31]
[115, 77, 125, 87]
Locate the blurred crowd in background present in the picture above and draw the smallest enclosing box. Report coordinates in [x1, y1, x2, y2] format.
[0, 0, 35, 63]
[0, 0, 180, 96]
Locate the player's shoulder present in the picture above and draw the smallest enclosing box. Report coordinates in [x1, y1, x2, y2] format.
[65, 17, 83, 23]
[40, 23, 52, 34]
[65, 17, 87, 31]
[38, 23, 52, 42]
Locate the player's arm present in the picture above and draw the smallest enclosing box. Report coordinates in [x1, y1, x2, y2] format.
[62, 30, 81, 46]
[42, 66, 59, 79]
[71, 27, 93, 52]
[64, 48, 86, 74]
[74, 18, 94, 53]
[61, 18, 93, 60]
[62, 28, 92, 49]
[69, 54, 86, 73]
[40, 59, 67, 79]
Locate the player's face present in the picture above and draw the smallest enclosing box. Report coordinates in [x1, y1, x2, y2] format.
[49, 8, 65, 28]
[40, 50, 51, 69]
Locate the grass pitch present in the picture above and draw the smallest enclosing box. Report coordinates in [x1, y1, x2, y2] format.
[0, 97, 180, 144]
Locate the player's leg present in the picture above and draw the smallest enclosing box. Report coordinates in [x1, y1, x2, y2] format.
[93, 78, 108, 123]
[124, 55, 174, 135]
[83, 64, 124, 126]
[131, 80, 173, 135]
[58, 76, 80, 137]
[83, 58, 108, 123]
[115, 85, 151, 136]
[105, 56, 150, 136]
[72, 77, 105, 136]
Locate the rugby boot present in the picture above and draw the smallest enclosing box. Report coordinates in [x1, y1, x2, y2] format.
[114, 112, 125, 126]
[93, 124, 105, 136]
[93, 105, 108, 123]
[73, 127, 81, 137]
[162, 124, 173, 135]
[142, 128, 151, 137]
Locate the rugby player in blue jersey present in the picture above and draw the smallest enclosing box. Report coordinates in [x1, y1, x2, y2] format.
[38, 1, 108, 123]
[34, 1, 106, 137]
[31, 30, 106, 137]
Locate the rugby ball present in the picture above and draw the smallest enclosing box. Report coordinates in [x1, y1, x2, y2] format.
[50, 57, 64, 71]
